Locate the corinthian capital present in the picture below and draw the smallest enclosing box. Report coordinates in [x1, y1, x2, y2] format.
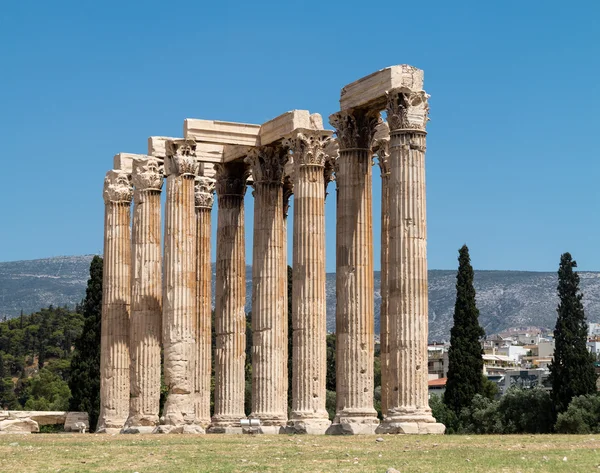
[371, 121, 390, 176]
[329, 109, 380, 150]
[386, 89, 430, 132]
[245, 144, 289, 185]
[132, 157, 164, 192]
[283, 130, 333, 169]
[214, 162, 249, 197]
[103, 170, 133, 204]
[195, 176, 216, 209]
[164, 139, 199, 177]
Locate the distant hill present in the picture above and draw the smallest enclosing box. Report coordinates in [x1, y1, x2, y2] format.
[0, 255, 94, 317]
[2, 256, 600, 340]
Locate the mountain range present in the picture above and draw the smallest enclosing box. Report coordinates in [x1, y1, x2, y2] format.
[2, 255, 600, 341]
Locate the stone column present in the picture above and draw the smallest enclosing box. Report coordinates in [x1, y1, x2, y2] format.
[123, 158, 163, 433]
[377, 89, 444, 434]
[246, 145, 289, 433]
[286, 130, 333, 434]
[372, 123, 390, 418]
[209, 162, 248, 434]
[194, 175, 215, 428]
[158, 139, 203, 434]
[98, 170, 133, 433]
[328, 109, 380, 435]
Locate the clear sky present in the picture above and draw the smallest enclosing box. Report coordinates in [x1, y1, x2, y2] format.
[1, 0, 599, 272]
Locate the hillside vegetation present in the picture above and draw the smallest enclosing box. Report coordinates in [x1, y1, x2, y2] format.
[0, 305, 83, 410]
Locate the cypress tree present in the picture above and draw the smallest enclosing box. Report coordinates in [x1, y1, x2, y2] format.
[549, 252, 597, 413]
[69, 255, 103, 430]
[444, 245, 485, 415]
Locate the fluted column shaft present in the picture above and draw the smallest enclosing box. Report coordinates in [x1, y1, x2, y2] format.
[286, 131, 332, 434]
[211, 162, 248, 431]
[247, 145, 288, 429]
[160, 140, 202, 433]
[99, 170, 133, 432]
[329, 110, 380, 434]
[373, 130, 390, 419]
[387, 129, 430, 415]
[379, 88, 443, 434]
[125, 158, 163, 430]
[194, 177, 215, 428]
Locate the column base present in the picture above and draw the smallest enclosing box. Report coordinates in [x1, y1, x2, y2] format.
[155, 424, 205, 434]
[248, 415, 287, 434]
[208, 415, 244, 434]
[326, 410, 379, 435]
[376, 421, 445, 435]
[376, 410, 445, 435]
[121, 426, 156, 434]
[96, 427, 122, 435]
[285, 418, 331, 435]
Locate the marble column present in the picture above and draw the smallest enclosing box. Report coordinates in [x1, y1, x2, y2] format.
[377, 89, 444, 434]
[286, 130, 333, 434]
[209, 162, 248, 433]
[246, 145, 289, 433]
[98, 170, 133, 433]
[158, 139, 203, 434]
[194, 175, 216, 428]
[123, 158, 163, 433]
[328, 109, 381, 435]
[372, 123, 390, 419]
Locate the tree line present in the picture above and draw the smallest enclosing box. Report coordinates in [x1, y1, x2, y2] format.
[3, 249, 600, 434]
[435, 246, 599, 434]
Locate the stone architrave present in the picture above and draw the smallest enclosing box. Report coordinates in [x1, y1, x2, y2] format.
[209, 162, 249, 433]
[246, 145, 289, 433]
[285, 130, 334, 434]
[376, 87, 444, 434]
[327, 109, 381, 435]
[123, 157, 164, 433]
[194, 175, 216, 428]
[372, 122, 390, 418]
[98, 170, 133, 433]
[158, 139, 203, 434]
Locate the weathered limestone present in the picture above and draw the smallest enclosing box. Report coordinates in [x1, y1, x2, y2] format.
[194, 174, 216, 428]
[246, 145, 289, 433]
[285, 130, 333, 435]
[340, 65, 424, 111]
[124, 157, 164, 433]
[184, 119, 260, 147]
[376, 85, 444, 435]
[98, 170, 133, 434]
[0, 411, 89, 432]
[209, 162, 249, 434]
[372, 122, 391, 417]
[328, 109, 380, 435]
[158, 139, 203, 434]
[0, 418, 39, 434]
[259, 110, 323, 146]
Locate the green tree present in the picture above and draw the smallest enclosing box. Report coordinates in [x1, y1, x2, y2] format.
[549, 252, 597, 413]
[69, 255, 103, 431]
[555, 394, 600, 434]
[444, 245, 485, 415]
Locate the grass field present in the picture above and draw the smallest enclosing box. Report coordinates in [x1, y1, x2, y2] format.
[1, 434, 599, 472]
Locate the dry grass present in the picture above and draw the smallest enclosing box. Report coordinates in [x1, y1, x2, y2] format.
[1, 433, 600, 472]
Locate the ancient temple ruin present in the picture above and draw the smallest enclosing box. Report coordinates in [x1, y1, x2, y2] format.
[99, 65, 445, 435]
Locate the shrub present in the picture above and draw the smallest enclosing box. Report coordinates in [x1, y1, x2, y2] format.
[555, 394, 600, 434]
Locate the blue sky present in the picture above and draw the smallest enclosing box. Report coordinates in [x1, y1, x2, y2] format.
[1, 0, 599, 272]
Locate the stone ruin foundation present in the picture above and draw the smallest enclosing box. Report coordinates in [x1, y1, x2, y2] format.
[99, 65, 445, 435]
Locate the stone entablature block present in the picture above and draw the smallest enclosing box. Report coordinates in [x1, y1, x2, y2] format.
[340, 65, 424, 111]
[114, 152, 146, 174]
[259, 110, 324, 146]
[184, 119, 260, 146]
